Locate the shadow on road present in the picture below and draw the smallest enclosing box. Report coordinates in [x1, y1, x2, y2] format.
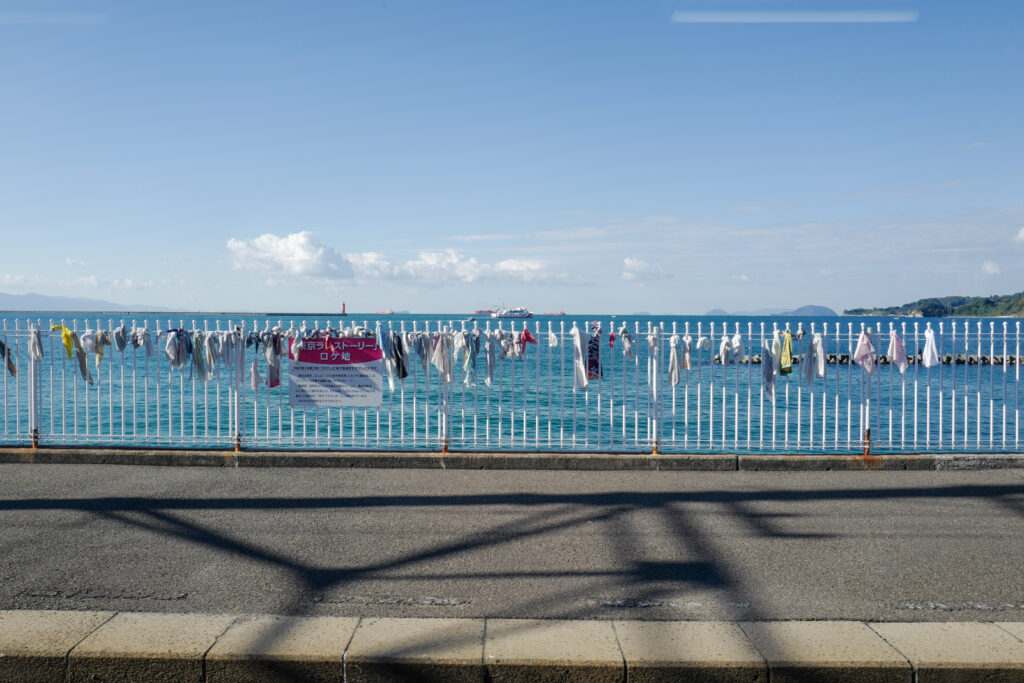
[3, 479, 1023, 679]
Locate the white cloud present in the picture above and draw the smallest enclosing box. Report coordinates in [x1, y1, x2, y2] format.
[0, 274, 27, 287]
[226, 236, 563, 286]
[494, 258, 545, 276]
[109, 278, 154, 289]
[732, 274, 751, 282]
[346, 252, 395, 279]
[981, 261, 1001, 275]
[73, 275, 99, 288]
[55, 275, 153, 290]
[227, 231, 353, 279]
[400, 250, 484, 282]
[64, 257, 88, 267]
[621, 257, 668, 282]
[1015, 227, 1024, 242]
[671, 10, 918, 23]
[347, 249, 557, 284]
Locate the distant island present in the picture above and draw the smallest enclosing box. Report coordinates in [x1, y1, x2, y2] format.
[705, 305, 838, 317]
[844, 292, 1024, 318]
[0, 291, 166, 313]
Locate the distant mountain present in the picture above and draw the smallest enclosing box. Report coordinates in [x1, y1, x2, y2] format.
[705, 305, 838, 317]
[787, 305, 839, 317]
[0, 292, 166, 312]
[845, 293, 1024, 318]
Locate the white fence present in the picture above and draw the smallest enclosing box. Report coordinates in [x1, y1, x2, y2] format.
[1, 316, 1021, 453]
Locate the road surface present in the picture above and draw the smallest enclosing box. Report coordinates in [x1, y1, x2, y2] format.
[1, 463, 1022, 622]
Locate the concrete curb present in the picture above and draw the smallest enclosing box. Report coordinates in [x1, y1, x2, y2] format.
[2, 610, 1024, 682]
[2, 446, 1024, 471]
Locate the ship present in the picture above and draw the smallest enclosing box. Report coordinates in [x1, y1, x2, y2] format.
[491, 306, 533, 319]
[473, 309, 495, 316]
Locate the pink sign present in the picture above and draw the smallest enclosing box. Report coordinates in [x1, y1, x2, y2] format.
[289, 337, 383, 365]
[288, 337, 384, 407]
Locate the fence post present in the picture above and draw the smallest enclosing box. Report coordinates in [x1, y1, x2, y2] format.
[28, 325, 40, 448]
[235, 320, 244, 452]
[441, 323, 450, 454]
[441, 382, 449, 454]
[651, 324, 660, 455]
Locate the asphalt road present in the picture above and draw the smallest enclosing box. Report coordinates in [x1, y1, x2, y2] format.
[1, 464, 1023, 622]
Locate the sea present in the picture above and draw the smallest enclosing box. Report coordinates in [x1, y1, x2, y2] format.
[1, 311, 1021, 454]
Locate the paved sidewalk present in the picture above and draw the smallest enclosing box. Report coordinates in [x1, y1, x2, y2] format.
[2, 609, 1024, 682]
[2, 446, 1024, 470]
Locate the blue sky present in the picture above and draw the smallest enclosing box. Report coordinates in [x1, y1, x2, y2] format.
[1, 0, 1021, 313]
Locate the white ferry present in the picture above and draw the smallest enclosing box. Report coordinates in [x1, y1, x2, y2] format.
[491, 306, 533, 319]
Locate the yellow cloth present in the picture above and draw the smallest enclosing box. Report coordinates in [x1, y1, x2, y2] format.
[50, 326, 93, 384]
[780, 331, 793, 375]
[51, 325, 74, 360]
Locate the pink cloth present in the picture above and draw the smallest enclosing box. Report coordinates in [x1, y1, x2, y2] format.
[887, 330, 908, 374]
[853, 330, 876, 376]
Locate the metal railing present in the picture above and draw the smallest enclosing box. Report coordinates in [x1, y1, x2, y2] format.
[1, 316, 1021, 453]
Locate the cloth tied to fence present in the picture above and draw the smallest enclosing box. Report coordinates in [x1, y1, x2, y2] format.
[802, 333, 826, 383]
[0, 339, 16, 377]
[570, 325, 588, 391]
[887, 330, 909, 374]
[618, 324, 635, 360]
[853, 330, 877, 376]
[762, 338, 777, 402]
[922, 329, 940, 368]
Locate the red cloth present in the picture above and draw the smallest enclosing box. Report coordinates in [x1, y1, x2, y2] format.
[520, 328, 537, 352]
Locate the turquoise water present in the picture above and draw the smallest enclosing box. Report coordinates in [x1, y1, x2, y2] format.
[1, 312, 1021, 453]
